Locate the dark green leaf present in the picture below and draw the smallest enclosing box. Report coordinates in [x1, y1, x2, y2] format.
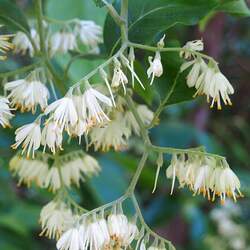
[0, 0, 29, 32]
[104, 0, 220, 53]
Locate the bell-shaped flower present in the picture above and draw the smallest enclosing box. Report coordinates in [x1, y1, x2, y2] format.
[83, 85, 112, 127]
[44, 94, 78, 131]
[147, 51, 163, 85]
[74, 20, 102, 48]
[0, 96, 14, 127]
[12, 121, 41, 158]
[111, 58, 128, 94]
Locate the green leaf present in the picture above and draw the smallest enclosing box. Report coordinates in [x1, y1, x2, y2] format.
[199, 0, 250, 30]
[104, 0, 220, 53]
[216, 0, 250, 17]
[0, 0, 29, 32]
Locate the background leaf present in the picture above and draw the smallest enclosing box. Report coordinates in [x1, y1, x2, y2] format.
[216, 0, 250, 17]
[104, 0, 220, 53]
[0, 0, 29, 32]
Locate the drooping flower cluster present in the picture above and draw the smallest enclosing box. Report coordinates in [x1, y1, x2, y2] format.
[4, 69, 50, 113]
[90, 97, 154, 151]
[9, 152, 49, 186]
[40, 200, 75, 239]
[53, 204, 138, 249]
[55, 200, 174, 250]
[13, 19, 102, 58]
[180, 40, 234, 109]
[10, 84, 113, 157]
[166, 153, 242, 204]
[9, 150, 100, 191]
[0, 25, 14, 60]
[13, 29, 40, 57]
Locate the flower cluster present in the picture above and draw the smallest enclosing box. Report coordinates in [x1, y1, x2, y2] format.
[1, 10, 241, 250]
[166, 153, 242, 204]
[4, 69, 50, 114]
[10, 84, 113, 157]
[40, 200, 75, 239]
[13, 28, 39, 57]
[9, 150, 100, 191]
[0, 25, 14, 60]
[180, 40, 234, 110]
[90, 97, 154, 151]
[12, 19, 102, 58]
[57, 211, 137, 250]
[53, 200, 173, 250]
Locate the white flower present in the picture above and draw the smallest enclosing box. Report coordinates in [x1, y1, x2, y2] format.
[107, 213, 138, 248]
[166, 154, 180, 195]
[90, 111, 131, 151]
[180, 39, 204, 59]
[12, 121, 42, 158]
[209, 165, 242, 204]
[41, 121, 63, 154]
[13, 29, 39, 57]
[74, 20, 102, 48]
[60, 158, 87, 187]
[125, 105, 154, 136]
[4, 73, 50, 113]
[50, 31, 77, 56]
[207, 70, 234, 110]
[40, 200, 75, 239]
[0, 96, 14, 127]
[68, 94, 88, 141]
[81, 154, 101, 177]
[0, 26, 13, 60]
[99, 68, 116, 107]
[85, 218, 110, 250]
[191, 63, 235, 110]
[112, 58, 128, 94]
[83, 87, 112, 126]
[44, 167, 61, 192]
[56, 226, 85, 250]
[68, 119, 88, 143]
[9, 154, 49, 187]
[120, 54, 145, 90]
[45, 95, 78, 131]
[180, 58, 207, 88]
[193, 163, 213, 200]
[147, 51, 163, 85]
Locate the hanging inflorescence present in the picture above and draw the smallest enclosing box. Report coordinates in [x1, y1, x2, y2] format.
[0, 0, 243, 249]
